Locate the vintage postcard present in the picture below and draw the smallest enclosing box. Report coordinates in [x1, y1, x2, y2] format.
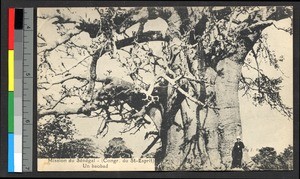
[37, 6, 293, 171]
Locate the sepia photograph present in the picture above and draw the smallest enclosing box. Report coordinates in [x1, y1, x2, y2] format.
[36, 6, 293, 171]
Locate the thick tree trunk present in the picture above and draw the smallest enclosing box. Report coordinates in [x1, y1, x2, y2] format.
[159, 99, 212, 171]
[215, 58, 243, 169]
[159, 111, 184, 170]
[201, 67, 223, 169]
[202, 107, 223, 169]
[158, 87, 185, 170]
[179, 100, 211, 170]
[146, 56, 248, 171]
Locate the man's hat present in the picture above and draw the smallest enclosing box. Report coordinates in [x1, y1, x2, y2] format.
[236, 136, 241, 139]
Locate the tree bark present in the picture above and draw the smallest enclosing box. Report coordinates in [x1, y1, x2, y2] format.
[159, 111, 185, 170]
[200, 68, 223, 169]
[158, 87, 185, 170]
[159, 99, 212, 171]
[202, 107, 223, 169]
[179, 100, 211, 170]
[215, 58, 243, 169]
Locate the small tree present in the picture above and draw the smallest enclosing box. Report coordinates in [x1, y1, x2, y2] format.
[38, 116, 76, 157]
[38, 116, 98, 158]
[59, 138, 98, 158]
[251, 146, 293, 170]
[277, 145, 293, 170]
[251, 147, 278, 170]
[104, 137, 133, 158]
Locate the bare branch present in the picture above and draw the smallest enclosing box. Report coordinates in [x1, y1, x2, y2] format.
[38, 30, 83, 54]
[160, 74, 205, 107]
[41, 75, 89, 89]
[240, 20, 274, 35]
[56, 55, 92, 76]
[116, 31, 170, 49]
[38, 105, 82, 118]
[142, 136, 160, 155]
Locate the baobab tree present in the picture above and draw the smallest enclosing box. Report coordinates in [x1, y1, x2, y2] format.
[37, 6, 293, 170]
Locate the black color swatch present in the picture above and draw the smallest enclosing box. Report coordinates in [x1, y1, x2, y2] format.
[15, 8, 23, 29]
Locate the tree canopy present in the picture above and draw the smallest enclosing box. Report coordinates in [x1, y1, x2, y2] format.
[37, 6, 293, 170]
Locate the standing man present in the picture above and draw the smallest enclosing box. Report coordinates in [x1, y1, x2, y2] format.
[231, 136, 245, 168]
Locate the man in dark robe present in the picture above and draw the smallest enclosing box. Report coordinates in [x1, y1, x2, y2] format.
[231, 136, 245, 168]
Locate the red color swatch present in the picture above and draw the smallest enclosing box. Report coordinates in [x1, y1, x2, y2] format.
[8, 8, 15, 50]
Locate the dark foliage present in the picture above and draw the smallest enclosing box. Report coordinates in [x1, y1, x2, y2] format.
[251, 145, 293, 170]
[38, 116, 97, 158]
[104, 137, 133, 158]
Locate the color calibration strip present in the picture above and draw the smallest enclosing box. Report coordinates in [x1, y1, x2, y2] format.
[8, 7, 24, 173]
[8, 8, 33, 173]
[8, 7, 15, 173]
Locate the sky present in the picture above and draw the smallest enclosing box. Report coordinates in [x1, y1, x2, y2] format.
[240, 19, 293, 156]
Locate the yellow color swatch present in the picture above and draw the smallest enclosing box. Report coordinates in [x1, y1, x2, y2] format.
[8, 50, 14, 91]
